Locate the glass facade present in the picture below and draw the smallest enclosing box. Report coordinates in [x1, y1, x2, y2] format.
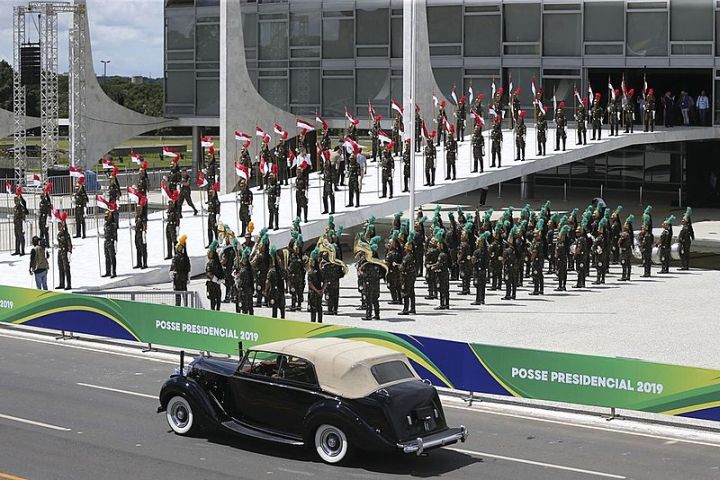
[164, 0, 720, 122]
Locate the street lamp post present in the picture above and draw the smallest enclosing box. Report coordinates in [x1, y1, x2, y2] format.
[100, 59, 110, 78]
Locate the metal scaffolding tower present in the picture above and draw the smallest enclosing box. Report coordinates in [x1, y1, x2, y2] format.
[13, 6, 27, 184]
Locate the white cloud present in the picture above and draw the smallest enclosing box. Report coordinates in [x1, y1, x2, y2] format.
[0, 0, 163, 78]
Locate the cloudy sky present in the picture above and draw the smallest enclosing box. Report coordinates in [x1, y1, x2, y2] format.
[0, 0, 163, 78]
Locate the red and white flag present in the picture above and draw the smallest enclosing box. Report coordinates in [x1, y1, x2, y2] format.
[201, 136, 214, 148]
[450, 86, 458, 106]
[536, 99, 546, 116]
[69, 165, 85, 179]
[234, 130, 251, 142]
[196, 170, 208, 188]
[344, 107, 358, 124]
[472, 111, 484, 126]
[368, 101, 376, 119]
[468, 84, 474, 105]
[263, 132, 272, 144]
[235, 162, 249, 180]
[315, 114, 328, 130]
[391, 99, 403, 114]
[574, 86, 582, 104]
[298, 151, 311, 170]
[101, 158, 114, 170]
[588, 84, 594, 105]
[127, 186, 141, 203]
[259, 156, 271, 176]
[643, 76, 648, 96]
[255, 126, 266, 138]
[609, 79, 616, 100]
[491, 78, 496, 98]
[531, 78, 537, 97]
[432, 94, 439, 108]
[442, 116, 451, 132]
[621, 75, 627, 95]
[130, 151, 144, 165]
[289, 150, 297, 168]
[273, 123, 285, 136]
[343, 137, 360, 155]
[52, 209, 67, 223]
[96, 194, 116, 211]
[161, 181, 174, 201]
[163, 146, 180, 161]
[296, 118, 315, 131]
[5, 180, 13, 194]
[422, 121, 430, 140]
[32, 174, 41, 187]
[377, 129, 392, 144]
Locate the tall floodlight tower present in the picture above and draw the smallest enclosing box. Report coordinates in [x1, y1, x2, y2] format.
[37, 2, 60, 178]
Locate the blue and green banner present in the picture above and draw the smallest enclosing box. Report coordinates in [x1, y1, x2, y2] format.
[0, 285, 718, 422]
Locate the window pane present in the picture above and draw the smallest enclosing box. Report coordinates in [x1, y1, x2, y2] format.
[258, 77, 288, 110]
[323, 77, 353, 117]
[166, 71, 194, 104]
[584, 2, 624, 42]
[323, 17, 354, 58]
[671, 0, 713, 41]
[282, 357, 318, 385]
[427, 6, 462, 44]
[290, 69, 320, 104]
[504, 3, 540, 43]
[627, 12, 668, 56]
[356, 69, 390, 105]
[357, 8, 389, 45]
[464, 15, 501, 57]
[243, 13, 257, 49]
[543, 13, 580, 56]
[196, 24, 219, 61]
[196, 78, 219, 116]
[259, 21, 288, 60]
[506, 67, 541, 110]
[167, 14, 194, 50]
[290, 12, 321, 47]
[585, 44, 624, 55]
[432, 68, 462, 100]
[371, 361, 414, 384]
[391, 17, 403, 58]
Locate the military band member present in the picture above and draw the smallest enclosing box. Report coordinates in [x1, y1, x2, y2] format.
[555, 101, 567, 152]
[170, 235, 191, 306]
[490, 117, 503, 168]
[639, 219, 653, 277]
[363, 237, 385, 319]
[12, 188, 28, 256]
[237, 179, 252, 238]
[134, 199, 148, 269]
[385, 233, 403, 304]
[424, 234, 438, 300]
[471, 122, 485, 173]
[206, 152, 218, 188]
[275, 133, 290, 186]
[458, 224, 474, 295]
[266, 167, 280, 231]
[592, 219, 608, 284]
[536, 108, 548, 156]
[415, 106, 423, 152]
[221, 235, 236, 303]
[392, 112, 403, 157]
[678, 207, 694, 270]
[424, 133, 437, 186]
[178, 168, 198, 216]
[591, 93, 604, 140]
[321, 154, 335, 214]
[165, 195, 179, 260]
[489, 226, 503, 290]
[509, 88, 521, 129]
[554, 225, 569, 291]
[308, 248, 324, 323]
[501, 232, 517, 300]
[399, 236, 417, 315]
[38, 183, 52, 244]
[402, 139, 411, 192]
[321, 247, 344, 316]
[643, 88, 656, 133]
[573, 224, 588, 288]
[470, 231, 489, 305]
[608, 90, 621, 137]
[205, 241, 223, 311]
[371, 115, 381, 162]
[73, 179, 89, 238]
[205, 182, 220, 245]
[610, 205, 623, 264]
[436, 100, 448, 146]
[429, 229, 450, 310]
[515, 111, 527, 161]
[576, 97, 588, 145]
[381, 143, 394, 199]
[288, 236, 306, 311]
[618, 215, 634, 281]
[102, 208, 117, 278]
[252, 234, 271, 307]
[658, 215, 674, 274]
[169, 156, 182, 192]
[493, 87, 505, 130]
[235, 247, 254, 315]
[265, 246, 287, 318]
[445, 126, 457, 180]
[57, 214, 72, 290]
[455, 95, 467, 142]
[623, 89, 635, 134]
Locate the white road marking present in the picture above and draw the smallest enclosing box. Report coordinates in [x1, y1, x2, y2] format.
[448, 447, 626, 479]
[443, 403, 720, 449]
[0, 412, 71, 432]
[76, 382, 156, 399]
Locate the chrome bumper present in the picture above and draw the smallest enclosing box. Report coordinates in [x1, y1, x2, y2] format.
[399, 425, 468, 455]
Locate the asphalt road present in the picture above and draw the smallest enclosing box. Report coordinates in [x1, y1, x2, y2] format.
[1, 331, 720, 480]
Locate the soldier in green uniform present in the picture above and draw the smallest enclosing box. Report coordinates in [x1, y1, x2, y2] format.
[220, 234, 236, 303]
[424, 235, 438, 300]
[529, 220, 545, 295]
[252, 233, 271, 307]
[573, 223, 588, 288]
[102, 208, 117, 278]
[658, 215, 674, 274]
[266, 167, 280, 231]
[555, 101, 567, 152]
[178, 168, 198, 216]
[591, 93, 604, 140]
[445, 126, 457, 180]
[471, 121, 485, 173]
[235, 247, 254, 315]
[73, 179, 89, 238]
[545, 214, 557, 275]
[383, 232, 402, 305]
[38, 183, 52, 244]
[554, 225, 569, 291]
[610, 205, 623, 264]
[380, 143, 394, 199]
[576, 97, 588, 145]
[134, 199, 148, 269]
[295, 158, 310, 219]
[429, 229, 450, 310]
[238, 142, 252, 181]
[490, 117, 503, 168]
[371, 115, 381, 162]
[447, 213, 460, 281]
[643, 88, 656, 133]
[107, 166, 121, 225]
[206, 182, 220, 245]
[288, 235, 307, 311]
[436, 100, 448, 146]
[56, 213, 72, 290]
[308, 248, 324, 323]
[592, 218, 608, 284]
[639, 217, 654, 277]
[238, 179, 253, 237]
[424, 133, 437, 186]
[458, 224, 474, 295]
[392, 112, 403, 157]
[165, 195, 179, 260]
[206, 151, 218, 188]
[455, 95, 467, 142]
[346, 153, 361, 207]
[265, 246, 287, 318]
[275, 134, 290, 186]
[321, 154, 335, 214]
[471, 231, 490, 305]
[170, 235, 191, 306]
[515, 110, 527, 161]
[322, 246, 345, 316]
[399, 235, 417, 315]
[258, 139, 271, 191]
[623, 89, 635, 134]
[493, 87, 505, 130]
[205, 240, 223, 311]
[509, 89, 521, 129]
[678, 207, 694, 270]
[536, 108, 547, 156]
[501, 230, 517, 301]
[12, 188, 28, 256]
[618, 214, 634, 281]
[489, 225, 503, 290]
[415, 106, 423, 152]
[402, 139, 411, 192]
[608, 90, 621, 137]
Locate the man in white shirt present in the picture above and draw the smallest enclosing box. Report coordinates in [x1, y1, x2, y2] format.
[697, 91, 710, 126]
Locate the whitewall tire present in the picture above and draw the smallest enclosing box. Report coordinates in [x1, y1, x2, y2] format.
[314, 424, 349, 464]
[166, 395, 195, 435]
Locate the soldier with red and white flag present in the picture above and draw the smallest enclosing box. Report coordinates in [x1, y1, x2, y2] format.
[344, 106, 358, 125]
[5, 180, 13, 194]
[343, 136, 360, 156]
[201, 136, 214, 148]
[96, 194, 116, 211]
[235, 161, 250, 180]
[101, 157, 114, 170]
[315, 114, 328, 131]
[196, 170, 208, 188]
[450, 85, 458, 106]
[377, 129, 392, 144]
[130, 151, 144, 165]
[69, 165, 85, 179]
[161, 180, 175, 202]
[273, 123, 285, 136]
[255, 126, 266, 138]
[127, 185, 142, 203]
[32, 174, 41, 187]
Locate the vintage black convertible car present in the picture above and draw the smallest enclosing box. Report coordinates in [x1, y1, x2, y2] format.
[157, 337, 467, 463]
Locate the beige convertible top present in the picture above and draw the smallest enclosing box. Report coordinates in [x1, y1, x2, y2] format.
[254, 338, 418, 399]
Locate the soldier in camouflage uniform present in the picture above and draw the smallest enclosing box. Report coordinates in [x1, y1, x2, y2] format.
[590, 94, 604, 140]
[381, 143, 394, 199]
[178, 168, 198, 216]
[537, 108, 548, 156]
[235, 247, 254, 315]
[308, 248, 324, 323]
[321, 247, 344, 316]
[471, 122, 485, 173]
[205, 240, 223, 311]
[428, 229, 450, 310]
[296, 159, 310, 220]
[639, 219, 654, 277]
[102, 208, 117, 278]
[165, 196, 179, 260]
[501, 232, 517, 301]
[436, 100, 448, 146]
[73, 180, 89, 238]
[402, 139, 411, 192]
[265, 247, 287, 318]
[38, 183, 52, 244]
[554, 225, 569, 291]
[592, 218, 608, 284]
[529, 221, 545, 295]
[623, 89, 635, 134]
[515, 111, 527, 161]
[445, 126, 458, 180]
[608, 90, 621, 137]
[471, 231, 490, 305]
[133, 199, 148, 269]
[490, 117, 503, 168]
[658, 215, 674, 274]
[576, 98, 588, 145]
[399, 235, 417, 315]
[371, 115, 381, 162]
[207, 182, 221, 245]
[288, 236, 307, 311]
[57, 215, 72, 290]
[170, 235, 191, 306]
[238, 179, 253, 238]
[424, 133, 437, 186]
[555, 101, 567, 152]
[643, 88, 656, 133]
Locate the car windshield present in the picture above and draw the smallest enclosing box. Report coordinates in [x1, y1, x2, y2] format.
[370, 360, 415, 385]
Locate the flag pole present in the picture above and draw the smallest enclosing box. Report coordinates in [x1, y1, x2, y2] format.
[50, 217, 56, 289]
[533, 75, 538, 156]
[162, 179, 167, 260]
[125, 161, 133, 268]
[408, 0, 417, 218]
[573, 83, 578, 145]
[94, 166, 102, 277]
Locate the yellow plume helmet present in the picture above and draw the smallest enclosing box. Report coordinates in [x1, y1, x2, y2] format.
[247, 221, 255, 234]
[178, 234, 187, 247]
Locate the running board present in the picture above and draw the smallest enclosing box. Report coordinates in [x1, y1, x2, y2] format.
[220, 421, 305, 446]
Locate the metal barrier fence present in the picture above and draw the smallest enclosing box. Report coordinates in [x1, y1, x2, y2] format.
[74, 289, 201, 308]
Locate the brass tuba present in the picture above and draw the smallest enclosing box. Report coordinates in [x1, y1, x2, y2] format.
[317, 235, 348, 275]
[353, 235, 388, 275]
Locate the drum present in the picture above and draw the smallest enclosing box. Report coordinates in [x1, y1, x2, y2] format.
[671, 243, 681, 261]
[632, 245, 642, 260]
[651, 246, 661, 264]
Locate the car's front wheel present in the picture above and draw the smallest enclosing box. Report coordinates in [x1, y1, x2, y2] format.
[314, 423, 349, 464]
[166, 395, 197, 435]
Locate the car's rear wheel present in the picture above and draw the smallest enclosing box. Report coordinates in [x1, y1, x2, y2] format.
[166, 395, 196, 435]
[314, 424, 349, 464]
